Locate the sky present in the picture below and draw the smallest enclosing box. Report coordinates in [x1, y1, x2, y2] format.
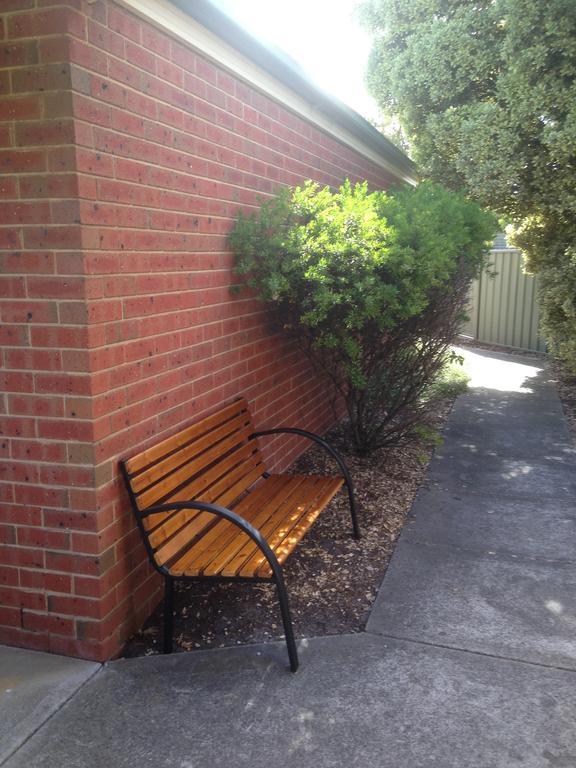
[210, 0, 380, 122]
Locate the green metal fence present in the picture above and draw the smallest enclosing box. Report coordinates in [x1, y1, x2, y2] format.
[461, 248, 547, 353]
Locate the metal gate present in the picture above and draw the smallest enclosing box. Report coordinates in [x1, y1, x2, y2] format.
[461, 248, 547, 353]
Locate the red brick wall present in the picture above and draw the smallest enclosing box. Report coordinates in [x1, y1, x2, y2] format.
[0, 0, 398, 660]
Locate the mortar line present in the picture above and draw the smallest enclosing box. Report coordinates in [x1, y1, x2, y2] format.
[364, 631, 576, 676]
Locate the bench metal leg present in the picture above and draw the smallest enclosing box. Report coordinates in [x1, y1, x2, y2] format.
[163, 577, 174, 654]
[274, 571, 299, 673]
[347, 483, 361, 540]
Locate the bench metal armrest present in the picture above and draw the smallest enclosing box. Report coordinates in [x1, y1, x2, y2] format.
[251, 427, 351, 484]
[142, 501, 284, 582]
[252, 427, 360, 539]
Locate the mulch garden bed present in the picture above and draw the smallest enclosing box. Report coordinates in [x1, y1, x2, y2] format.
[123, 398, 454, 658]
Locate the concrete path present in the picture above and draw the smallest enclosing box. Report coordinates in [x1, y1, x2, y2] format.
[3, 347, 576, 767]
[0, 646, 98, 764]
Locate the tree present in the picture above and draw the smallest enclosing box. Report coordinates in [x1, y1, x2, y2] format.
[361, 0, 576, 368]
[230, 180, 496, 454]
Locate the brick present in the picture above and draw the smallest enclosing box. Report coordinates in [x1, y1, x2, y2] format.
[67, 442, 95, 465]
[43, 508, 99, 532]
[20, 569, 71, 593]
[47, 594, 101, 619]
[0, 228, 20, 249]
[48, 634, 116, 662]
[14, 484, 69, 508]
[0, 586, 45, 611]
[0, 524, 15, 544]
[90, 77, 125, 110]
[0, 95, 42, 121]
[141, 25, 170, 58]
[108, 58, 141, 90]
[0, 72, 9, 96]
[0, 201, 50, 224]
[24, 226, 83, 250]
[45, 550, 101, 576]
[17, 526, 70, 550]
[34, 372, 91, 395]
[16, 119, 75, 147]
[0, 371, 34, 393]
[0, 0, 35, 11]
[157, 58, 183, 88]
[8, 8, 85, 40]
[43, 90, 74, 119]
[22, 612, 75, 636]
[61, 348, 90, 373]
[19, 173, 78, 198]
[12, 63, 71, 94]
[125, 41, 156, 74]
[0, 457, 39, 483]
[0, 544, 43, 569]
[0, 625, 50, 652]
[6, 348, 62, 373]
[37, 418, 92, 441]
[72, 396, 102, 427]
[123, 89, 158, 120]
[1, 300, 58, 324]
[0, 565, 18, 586]
[8, 393, 63, 417]
[89, 201, 149, 229]
[35, 0, 86, 11]
[31, 325, 89, 348]
[38, 36, 71, 64]
[27, 275, 85, 299]
[0, 322, 28, 344]
[0, 149, 45, 174]
[51, 199, 81, 224]
[11, 439, 66, 463]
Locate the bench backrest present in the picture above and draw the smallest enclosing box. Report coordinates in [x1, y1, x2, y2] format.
[120, 398, 265, 567]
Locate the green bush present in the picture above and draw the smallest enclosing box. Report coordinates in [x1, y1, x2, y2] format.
[230, 180, 496, 454]
[512, 217, 576, 373]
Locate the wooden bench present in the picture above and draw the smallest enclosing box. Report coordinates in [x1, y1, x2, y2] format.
[120, 398, 359, 671]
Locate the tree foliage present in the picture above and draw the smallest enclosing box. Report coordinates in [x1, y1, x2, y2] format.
[230, 180, 496, 454]
[362, 0, 576, 368]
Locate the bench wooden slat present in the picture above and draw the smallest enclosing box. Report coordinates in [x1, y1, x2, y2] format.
[135, 422, 258, 511]
[125, 399, 250, 475]
[202, 476, 312, 577]
[169, 475, 289, 575]
[149, 456, 267, 559]
[198, 459, 264, 509]
[164, 441, 263, 508]
[168, 475, 344, 579]
[130, 410, 253, 495]
[253, 477, 344, 578]
[186, 476, 310, 576]
[154, 474, 285, 568]
[145, 447, 265, 559]
[220, 476, 327, 578]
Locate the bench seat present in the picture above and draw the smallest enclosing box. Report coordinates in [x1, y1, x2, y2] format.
[167, 474, 344, 579]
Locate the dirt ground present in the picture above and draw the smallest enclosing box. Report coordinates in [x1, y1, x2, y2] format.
[123, 399, 454, 658]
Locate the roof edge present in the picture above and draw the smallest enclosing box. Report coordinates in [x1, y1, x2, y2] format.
[173, 0, 417, 181]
